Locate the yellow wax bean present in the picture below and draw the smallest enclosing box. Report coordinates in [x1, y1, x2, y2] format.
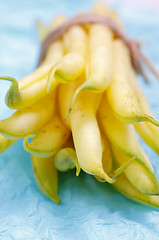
[36, 21, 48, 42]
[47, 25, 87, 91]
[112, 144, 158, 195]
[2, 16, 65, 109]
[23, 113, 70, 158]
[58, 77, 116, 183]
[92, 2, 123, 29]
[0, 94, 55, 140]
[54, 147, 80, 176]
[99, 94, 159, 195]
[101, 133, 113, 175]
[32, 154, 61, 204]
[107, 40, 159, 126]
[96, 132, 135, 182]
[66, 22, 114, 118]
[41, 15, 66, 65]
[0, 134, 15, 153]
[113, 173, 159, 208]
[128, 68, 159, 154]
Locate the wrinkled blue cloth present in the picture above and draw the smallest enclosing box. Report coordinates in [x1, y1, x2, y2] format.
[0, 0, 159, 239]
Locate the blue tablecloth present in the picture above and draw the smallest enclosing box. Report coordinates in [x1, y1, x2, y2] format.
[0, 0, 159, 239]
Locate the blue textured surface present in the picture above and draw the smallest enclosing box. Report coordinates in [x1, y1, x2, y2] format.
[0, 0, 159, 239]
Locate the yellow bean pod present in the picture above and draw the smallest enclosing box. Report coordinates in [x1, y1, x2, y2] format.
[58, 78, 117, 183]
[66, 23, 114, 116]
[0, 94, 55, 140]
[23, 114, 70, 158]
[107, 40, 159, 126]
[113, 173, 159, 208]
[0, 134, 15, 153]
[92, 2, 123, 29]
[129, 68, 159, 154]
[54, 147, 80, 176]
[99, 94, 159, 195]
[96, 133, 135, 182]
[1, 16, 65, 109]
[47, 25, 87, 91]
[32, 154, 61, 204]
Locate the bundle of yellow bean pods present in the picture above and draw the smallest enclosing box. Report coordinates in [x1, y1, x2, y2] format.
[1, 2, 159, 207]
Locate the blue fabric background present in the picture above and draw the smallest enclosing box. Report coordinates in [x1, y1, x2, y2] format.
[0, 0, 159, 239]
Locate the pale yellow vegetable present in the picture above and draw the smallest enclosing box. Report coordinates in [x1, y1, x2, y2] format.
[112, 144, 158, 195]
[96, 134, 135, 182]
[99, 94, 159, 195]
[23, 114, 70, 158]
[0, 94, 55, 140]
[47, 25, 87, 91]
[128, 68, 159, 154]
[101, 133, 113, 175]
[113, 173, 159, 208]
[92, 2, 123, 29]
[58, 78, 115, 183]
[0, 134, 15, 153]
[2, 16, 65, 109]
[32, 154, 61, 204]
[107, 39, 159, 126]
[54, 147, 80, 176]
[66, 22, 114, 116]
[36, 21, 48, 42]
